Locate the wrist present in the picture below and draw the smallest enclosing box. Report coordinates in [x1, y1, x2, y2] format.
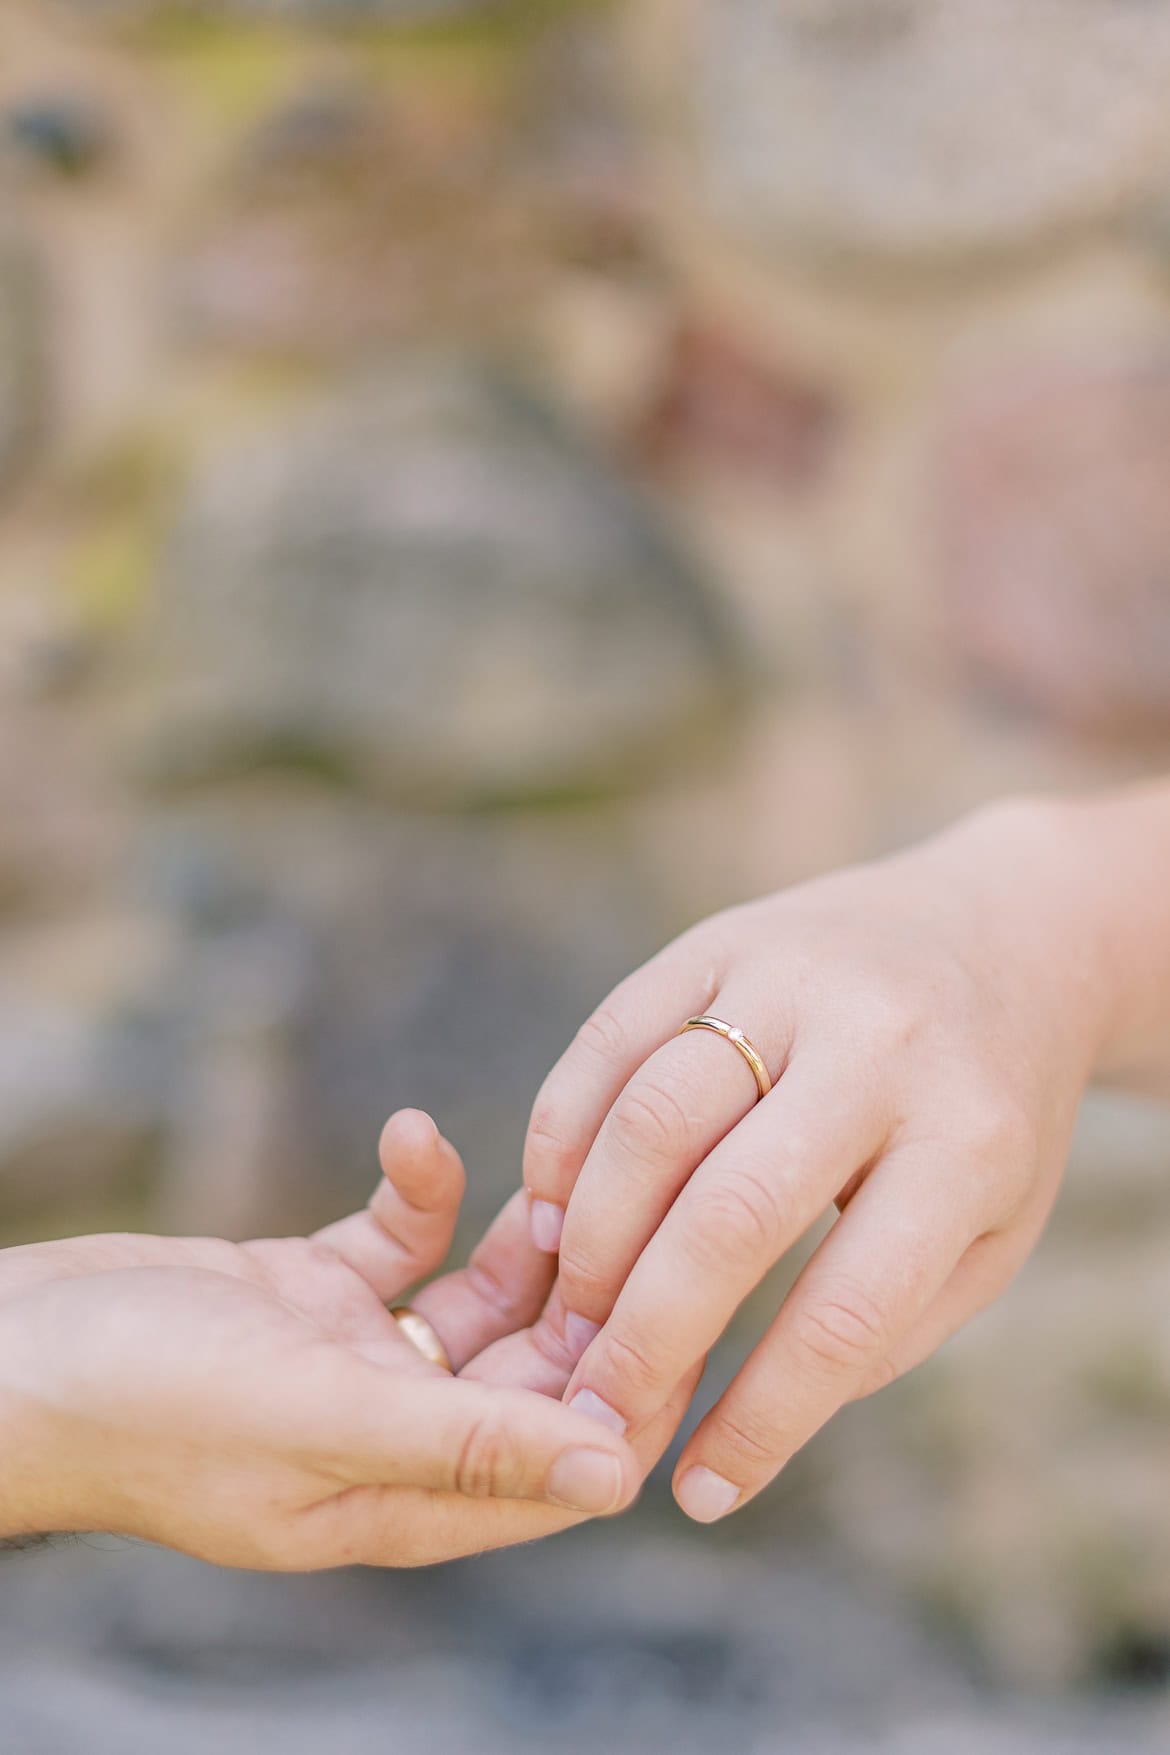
[0, 1282, 74, 1539]
[926, 794, 1127, 1083]
[0, 1239, 150, 1539]
[939, 788, 1170, 1093]
[1045, 784, 1170, 1091]
[0, 1235, 202, 1540]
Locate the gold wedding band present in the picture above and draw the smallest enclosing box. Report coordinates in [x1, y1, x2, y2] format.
[680, 1015, 774, 1102]
[391, 1306, 454, 1374]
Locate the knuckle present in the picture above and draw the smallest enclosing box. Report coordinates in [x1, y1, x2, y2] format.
[852, 1354, 900, 1400]
[464, 1258, 523, 1324]
[687, 1165, 784, 1270]
[575, 1001, 631, 1068]
[523, 994, 642, 1185]
[970, 1097, 1033, 1165]
[454, 1415, 522, 1501]
[773, 1126, 817, 1176]
[609, 1076, 693, 1166]
[855, 986, 921, 1052]
[950, 1089, 1037, 1211]
[712, 1405, 784, 1472]
[529, 1310, 579, 1373]
[793, 1280, 887, 1376]
[556, 1245, 615, 1313]
[599, 1324, 663, 1400]
[524, 1097, 576, 1184]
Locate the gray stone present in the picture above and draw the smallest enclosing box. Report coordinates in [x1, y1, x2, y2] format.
[126, 797, 674, 1237]
[4, 96, 113, 179]
[142, 360, 738, 805]
[0, 1001, 167, 1222]
[659, 0, 1170, 264]
[233, 80, 382, 191]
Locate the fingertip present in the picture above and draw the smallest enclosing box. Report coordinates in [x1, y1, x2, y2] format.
[544, 1446, 629, 1516]
[674, 1465, 741, 1524]
[564, 1313, 601, 1362]
[568, 1387, 628, 1437]
[555, 1405, 641, 1516]
[529, 1199, 565, 1254]
[379, 1108, 441, 1168]
[378, 1110, 466, 1219]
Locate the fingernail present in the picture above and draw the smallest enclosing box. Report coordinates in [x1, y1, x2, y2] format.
[569, 1388, 627, 1436]
[546, 1447, 624, 1515]
[676, 1466, 740, 1524]
[564, 1314, 601, 1361]
[530, 1200, 564, 1254]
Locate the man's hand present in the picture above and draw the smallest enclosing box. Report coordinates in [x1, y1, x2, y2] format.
[0, 1112, 685, 1569]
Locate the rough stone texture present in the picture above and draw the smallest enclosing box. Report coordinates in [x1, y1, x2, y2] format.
[134, 799, 675, 1238]
[0, 901, 181, 1227]
[656, 0, 1170, 263]
[176, 80, 557, 358]
[937, 355, 1170, 735]
[0, 803, 677, 1246]
[143, 361, 737, 805]
[4, 0, 1170, 1731]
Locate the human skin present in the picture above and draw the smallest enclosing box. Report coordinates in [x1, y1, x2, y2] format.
[520, 785, 1170, 1523]
[0, 1111, 690, 1569]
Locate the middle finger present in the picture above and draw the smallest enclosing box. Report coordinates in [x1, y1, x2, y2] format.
[413, 1190, 558, 1371]
[563, 1041, 889, 1435]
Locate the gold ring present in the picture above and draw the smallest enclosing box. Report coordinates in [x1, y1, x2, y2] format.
[391, 1306, 454, 1374]
[680, 1015, 774, 1102]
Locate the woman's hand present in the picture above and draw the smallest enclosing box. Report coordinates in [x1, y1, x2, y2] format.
[0, 1112, 683, 1570]
[520, 795, 1160, 1524]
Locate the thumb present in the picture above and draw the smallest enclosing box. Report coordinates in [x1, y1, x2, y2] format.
[319, 1363, 638, 1517]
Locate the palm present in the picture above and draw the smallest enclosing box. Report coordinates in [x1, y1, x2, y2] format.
[5, 1113, 693, 1570]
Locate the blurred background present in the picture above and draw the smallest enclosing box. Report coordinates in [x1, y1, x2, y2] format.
[3, 1, 1170, 1749]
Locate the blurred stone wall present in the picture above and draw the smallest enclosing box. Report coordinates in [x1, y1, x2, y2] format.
[3, 0, 1170, 1701]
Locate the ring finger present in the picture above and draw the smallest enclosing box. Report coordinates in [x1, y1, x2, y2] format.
[547, 984, 792, 1355]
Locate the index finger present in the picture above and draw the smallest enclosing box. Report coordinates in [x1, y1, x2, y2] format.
[411, 1190, 557, 1371]
[312, 1110, 464, 1302]
[522, 925, 728, 1251]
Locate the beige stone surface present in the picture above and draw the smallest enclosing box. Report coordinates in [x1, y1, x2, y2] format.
[639, 0, 1170, 264]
